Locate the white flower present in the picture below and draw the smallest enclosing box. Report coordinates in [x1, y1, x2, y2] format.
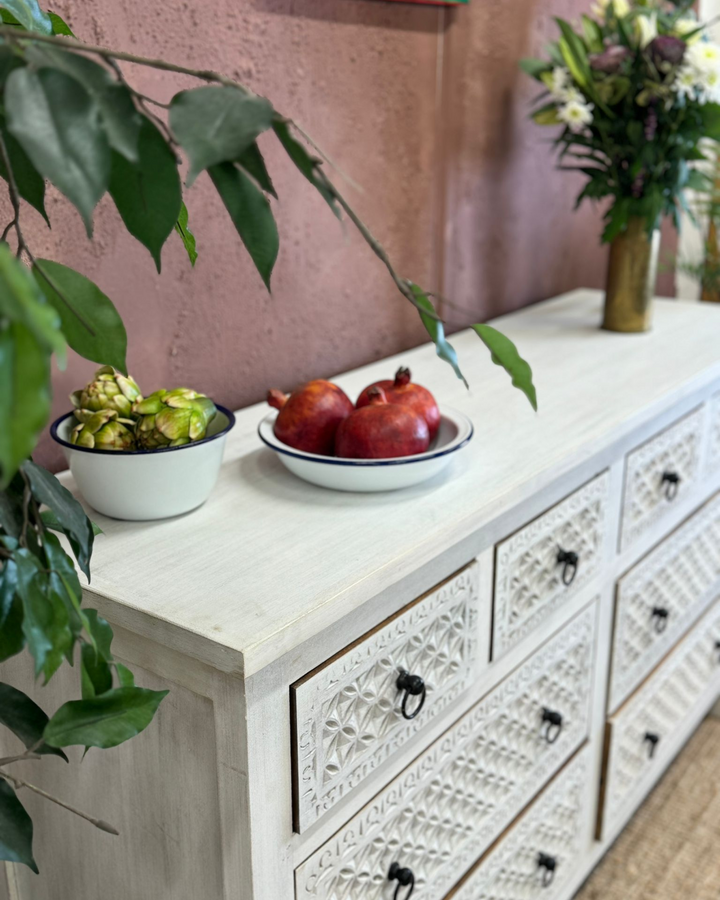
[673, 17, 702, 45]
[687, 41, 720, 73]
[548, 67, 584, 104]
[635, 13, 658, 49]
[558, 99, 594, 133]
[592, 0, 630, 21]
[678, 41, 720, 104]
[674, 64, 699, 100]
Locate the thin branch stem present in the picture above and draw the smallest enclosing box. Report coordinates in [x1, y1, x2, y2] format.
[0, 771, 119, 835]
[0, 753, 41, 766]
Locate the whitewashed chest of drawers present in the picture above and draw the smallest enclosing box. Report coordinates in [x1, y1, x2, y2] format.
[3, 290, 720, 900]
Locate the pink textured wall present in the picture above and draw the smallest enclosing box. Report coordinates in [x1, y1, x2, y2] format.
[21, 0, 675, 470]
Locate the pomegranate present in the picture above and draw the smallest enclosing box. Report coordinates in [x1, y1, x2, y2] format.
[335, 387, 430, 459]
[356, 367, 440, 441]
[267, 380, 353, 455]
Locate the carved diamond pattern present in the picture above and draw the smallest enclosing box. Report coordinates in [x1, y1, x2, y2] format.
[603, 600, 720, 837]
[295, 604, 596, 900]
[494, 473, 608, 658]
[609, 491, 720, 711]
[293, 564, 481, 831]
[620, 407, 704, 551]
[452, 748, 588, 900]
[707, 393, 720, 474]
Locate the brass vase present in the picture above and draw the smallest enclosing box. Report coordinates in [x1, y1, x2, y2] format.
[602, 216, 660, 333]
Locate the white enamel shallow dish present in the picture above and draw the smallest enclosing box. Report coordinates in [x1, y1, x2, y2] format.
[258, 407, 473, 492]
[51, 406, 235, 521]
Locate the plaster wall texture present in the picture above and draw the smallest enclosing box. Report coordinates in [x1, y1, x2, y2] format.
[16, 0, 675, 470]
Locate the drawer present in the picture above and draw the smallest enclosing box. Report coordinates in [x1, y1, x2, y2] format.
[448, 747, 589, 900]
[493, 472, 608, 659]
[600, 598, 720, 839]
[292, 563, 482, 832]
[609, 491, 720, 712]
[295, 602, 597, 900]
[707, 392, 720, 474]
[620, 407, 705, 552]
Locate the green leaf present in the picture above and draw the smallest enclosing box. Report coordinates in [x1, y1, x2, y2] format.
[114, 663, 134, 688]
[5, 66, 110, 235]
[686, 169, 710, 192]
[237, 142, 277, 198]
[41, 509, 102, 537]
[169, 86, 274, 185]
[0, 471, 23, 537]
[408, 283, 467, 386]
[0, 561, 24, 662]
[82, 609, 113, 662]
[33, 258, 128, 373]
[0, 0, 51, 33]
[209, 161, 279, 291]
[15, 549, 72, 682]
[272, 118, 340, 219]
[0, 682, 67, 759]
[24, 46, 141, 162]
[581, 14, 604, 53]
[519, 58, 553, 80]
[0, 780, 37, 873]
[471, 323, 538, 411]
[0, 121, 48, 224]
[48, 10, 73, 35]
[699, 102, 720, 141]
[174, 201, 197, 267]
[80, 643, 112, 699]
[108, 118, 181, 272]
[42, 531, 85, 641]
[21, 460, 94, 580]
[44, 687, 168, 749]
[532, 103, 561, 126]
[0, 322, 50, 488]
[0, 244, 65, 363]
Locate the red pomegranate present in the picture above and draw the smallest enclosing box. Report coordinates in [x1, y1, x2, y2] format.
[268, 380, 353, 455]
[335, 386, 430, 459]
[356, 367, 440, 441]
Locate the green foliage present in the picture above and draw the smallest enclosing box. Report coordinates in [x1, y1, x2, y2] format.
[471, 325, 538, 411]
[409, 283, 467, 387]
[33, 259, 128, 374]
[0, 780, 37, 873]
[0, 0, 50, 34]
[0, 123, 48, 224]
[44, 688, 169, 749]
[169, 86, 274, 185]
[174, 202, 197, 266]
[273, 118, 341, 218]
[108, 118, 181, 271]
[0, 682, 67, 759]
[209, 161, 279, 290]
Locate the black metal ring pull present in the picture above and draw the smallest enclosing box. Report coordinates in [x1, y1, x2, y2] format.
[541, 707, 563, 744]
[388, 863, 415, 900]
[661, 470, 681, 501]
[537, 853, 557, 888]
[556, 548, 579, 586]
[396, 670, 426, 721]
[651, 606, 670, 634]
[644, 731, 660, 759]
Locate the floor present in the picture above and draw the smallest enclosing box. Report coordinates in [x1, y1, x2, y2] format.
[576, 716, 720, 899]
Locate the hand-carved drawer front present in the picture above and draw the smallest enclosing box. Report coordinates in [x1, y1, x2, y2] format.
[291, 563, 482, 832]
[609, 491, 720, 712]
[295, 603, 597, 900]
[448, 747, 589, 900]
[620, 407, 705, 552]
[707, 392, 720, 474]
[493, 472, 608, 659]
[600, 599, 720, 839]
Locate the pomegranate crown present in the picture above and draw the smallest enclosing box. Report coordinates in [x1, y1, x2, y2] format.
[367, 385, 388, 404]
[267, 389, 288, 410]
[394, 367, 411, 387]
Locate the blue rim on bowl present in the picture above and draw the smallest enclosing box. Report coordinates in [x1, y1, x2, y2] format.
[258, 407, 473, 466]
[50, 404, 236, 456]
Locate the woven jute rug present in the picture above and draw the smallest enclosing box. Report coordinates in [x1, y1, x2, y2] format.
[576, 716, 720, 900]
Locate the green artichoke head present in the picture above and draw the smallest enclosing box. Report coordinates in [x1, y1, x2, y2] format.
[71, 366, 142, 419]
[132, 388, 217, 449]
[70, 409, 137, 451]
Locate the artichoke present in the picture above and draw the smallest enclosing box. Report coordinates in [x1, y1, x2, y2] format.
[70, 409, 137, 450]
[132, 388, 217, 449]
[71, 366, 142, 419]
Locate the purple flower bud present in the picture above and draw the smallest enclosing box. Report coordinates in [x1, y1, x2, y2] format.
[589, 45, 631, 73]
[648, 36, 686, 67]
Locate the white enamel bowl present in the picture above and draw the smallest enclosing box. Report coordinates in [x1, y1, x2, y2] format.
[50, 406, 235, 521]
[258, 407, 473, 492]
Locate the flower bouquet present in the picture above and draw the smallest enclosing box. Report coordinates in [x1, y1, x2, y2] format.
[521, 0, 720, 331]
